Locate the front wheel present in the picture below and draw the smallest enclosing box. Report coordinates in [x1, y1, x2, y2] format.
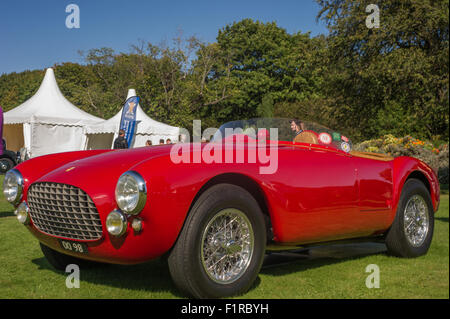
[0, 157, 14, 174]
[168, 184, 267, 298]
[385, 178, 434, 257]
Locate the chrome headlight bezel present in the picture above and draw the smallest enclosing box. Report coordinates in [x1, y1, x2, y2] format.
[106, 209, 128, 237]
[115, 171, 147, 215]
[15, 201, 30, 225]
[3, 169, 24, 206]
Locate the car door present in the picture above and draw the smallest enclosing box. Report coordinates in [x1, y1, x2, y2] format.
[268, 145, 362, 243]
[353, 156, 394, 231]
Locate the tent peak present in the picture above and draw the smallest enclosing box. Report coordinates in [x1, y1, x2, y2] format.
[127, 89, 137, 99]
[36, 67, 63, 96]
[43, 67, 56, 80]
[4, 66, 104, 126]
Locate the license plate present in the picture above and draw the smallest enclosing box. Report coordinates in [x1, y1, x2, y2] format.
[59, 240, 88, 254]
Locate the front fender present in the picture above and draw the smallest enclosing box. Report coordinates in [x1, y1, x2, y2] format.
[127, 150, 266, 258]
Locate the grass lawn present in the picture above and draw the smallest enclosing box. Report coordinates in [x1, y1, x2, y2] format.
[0, 175, 448, 299]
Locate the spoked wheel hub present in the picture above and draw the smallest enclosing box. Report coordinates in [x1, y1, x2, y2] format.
[403, 194, 429, 247]
[201, 208, 254, 284]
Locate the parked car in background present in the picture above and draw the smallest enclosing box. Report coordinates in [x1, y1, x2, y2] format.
[0, 139, 19, 174]
[1, 106, 19, 174]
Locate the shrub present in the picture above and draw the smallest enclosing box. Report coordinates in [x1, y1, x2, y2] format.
[355, 135, 449, 184]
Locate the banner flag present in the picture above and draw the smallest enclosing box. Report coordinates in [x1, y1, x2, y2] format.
[119, 96, 140, 148]
[0, 106, 4, 156]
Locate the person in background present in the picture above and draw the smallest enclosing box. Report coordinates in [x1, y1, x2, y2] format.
[113, 129, 128, 149]
[290, 119, 304, 138]
[290, 119, 318, 144]
[179, 134, 187, 143]
[166, 138, 172, 144]
[145, 140, 152, 146]
[159, 139, 165, 145]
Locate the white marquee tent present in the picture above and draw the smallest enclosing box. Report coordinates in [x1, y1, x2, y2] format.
[85, 89, 180, 149]
[3, 68, 104, 158]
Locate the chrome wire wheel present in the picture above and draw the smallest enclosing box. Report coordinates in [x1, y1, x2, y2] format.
[403, 194, 429, 247]
[201, 208, 254, 284]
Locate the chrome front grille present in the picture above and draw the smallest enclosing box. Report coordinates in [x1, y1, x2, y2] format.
[27, 182, 103, 241]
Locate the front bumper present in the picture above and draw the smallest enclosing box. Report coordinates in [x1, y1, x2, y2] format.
[26, 207, 168, 265]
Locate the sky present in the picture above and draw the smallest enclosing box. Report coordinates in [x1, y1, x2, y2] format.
[0, 0, 328, 75]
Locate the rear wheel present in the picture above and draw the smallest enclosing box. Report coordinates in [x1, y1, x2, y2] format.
[168, 184, 266, 298]
[385, 178, 434, 257]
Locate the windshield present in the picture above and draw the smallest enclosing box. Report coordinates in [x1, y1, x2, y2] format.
[211, 118, 353, 153]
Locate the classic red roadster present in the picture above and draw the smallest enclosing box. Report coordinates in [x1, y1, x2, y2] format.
[3, 118, 440, 298]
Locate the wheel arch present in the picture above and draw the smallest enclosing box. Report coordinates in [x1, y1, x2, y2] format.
[0, 153, 16, 161]
[392, 157, 440, 219]
[405, 170, 431, 195]
[187, 173, 273, 241]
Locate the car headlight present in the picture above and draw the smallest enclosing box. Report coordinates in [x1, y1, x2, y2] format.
[3, 169, 24, 206]
[115, 171, 147, 215]
[106, 210, 127, 237]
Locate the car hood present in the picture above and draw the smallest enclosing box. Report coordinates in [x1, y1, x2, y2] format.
[35, 145, 173, 190]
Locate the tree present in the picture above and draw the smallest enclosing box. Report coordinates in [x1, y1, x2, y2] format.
[317, 0, 449, 141]
[0, 70, 44, 111]
[257, 94, 274, 118]
[199, 19, 324, 125]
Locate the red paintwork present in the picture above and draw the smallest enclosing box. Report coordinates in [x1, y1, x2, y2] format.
[14, 140, 440, 265]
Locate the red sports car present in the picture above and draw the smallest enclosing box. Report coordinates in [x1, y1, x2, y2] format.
[3, 118, 440, 298]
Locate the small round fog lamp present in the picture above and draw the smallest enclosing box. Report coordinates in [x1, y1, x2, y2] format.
[15, 202, 30, 225]
[106, 210, 127, 237]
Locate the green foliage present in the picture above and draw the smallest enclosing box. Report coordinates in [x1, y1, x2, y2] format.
[256, 94, 274, 118]
[0, 8, 448, 142]
[317, 0, 449, 141]
[0, 70, 44, 112]
[273, 97, 337, 129]
[209, 19, 326, 124]
[355, 134, 449, 183]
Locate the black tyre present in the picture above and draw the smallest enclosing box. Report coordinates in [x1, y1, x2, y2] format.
[40, 243, 102, 270]
[385, 178, 434, 257]
[0, 157, 14, 174]
[168, 184, 267, 298]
